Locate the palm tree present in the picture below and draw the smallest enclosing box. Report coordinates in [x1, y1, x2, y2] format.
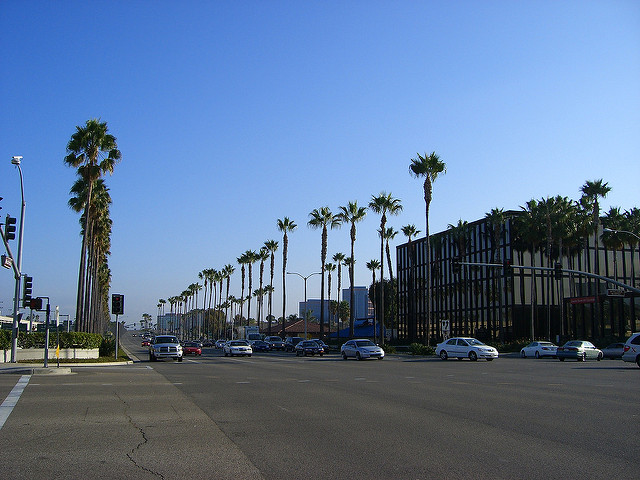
[264, 240, 279, 334]
[222, 264, 235, 333]
[325, 262, 336, 336]
[601, 207, 625, 281]
[410, 151, 446, 345]
[332, 252, 346, 339]
[367, 259, 381, 342]
[244, 250, 258, 326]
[257, 247, 270, 326]
[383, 227, 399, 281]
[64, 119, 121, 332]
[369, 192, 403, 340]
[448, 219, 470, 335]
[337, 202, 367, 338]
[308, 207, 342, 337]
[277, 217, 297, 336]
[484, 209, 506, 340]
[401, 224, 421, 342]
[343, 256, 356, 337]
[237, 253, 248, 325]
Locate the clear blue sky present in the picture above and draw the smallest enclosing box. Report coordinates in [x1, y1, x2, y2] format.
[1, 1, 638, 328]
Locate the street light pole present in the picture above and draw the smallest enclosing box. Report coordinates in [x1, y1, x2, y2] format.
[10, 156, 25, 363]
[287, 271, 321, 339]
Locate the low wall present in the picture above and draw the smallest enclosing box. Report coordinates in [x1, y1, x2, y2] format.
[1, 348, 99, 363]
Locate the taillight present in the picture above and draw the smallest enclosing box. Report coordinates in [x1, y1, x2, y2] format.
[623, 345, 630, 352]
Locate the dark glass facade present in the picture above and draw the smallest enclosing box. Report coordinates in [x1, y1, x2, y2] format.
[396, 215, 640, 344]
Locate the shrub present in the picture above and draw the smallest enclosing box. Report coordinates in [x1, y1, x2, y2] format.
[99, 337, 116, 357]
[0, 329, 10, 350]
[380, 343, 396, 354]
[408, 342, 435, 356]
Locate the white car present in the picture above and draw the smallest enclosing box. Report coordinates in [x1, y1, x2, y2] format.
[436, 337, 498, 361]
[341, 339, 384, 360]
[224, 340, 252, 357]
[215, 339, 227, 349]
[622, 332, 640, 367]
[520, 341, 558, 359]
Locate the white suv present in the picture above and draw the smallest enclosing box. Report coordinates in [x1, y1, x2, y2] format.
[622, 332, 640, 368]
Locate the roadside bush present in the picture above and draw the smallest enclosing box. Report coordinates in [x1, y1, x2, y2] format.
[99, 337, 116, 357]
[486, 339, 530, 353]
[0, 329, 10, 350]
[15, 331, 104, 349]
[380, 343, 396, 354]
[408, 342, 435, 356]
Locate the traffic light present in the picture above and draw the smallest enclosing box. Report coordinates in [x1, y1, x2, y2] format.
[22, 276, 33, 307]
[503, 259, 512, 276]
[29, 297, 43, 311]
[5, 215, 17, 240]
[112, 294, 124, 315]
[554, 262, 563, 281]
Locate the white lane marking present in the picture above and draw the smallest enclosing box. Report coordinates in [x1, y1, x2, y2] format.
[0, 375, 31, 430]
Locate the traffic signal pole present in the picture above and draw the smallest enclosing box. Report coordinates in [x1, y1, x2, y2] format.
[10, 160, 26, 363]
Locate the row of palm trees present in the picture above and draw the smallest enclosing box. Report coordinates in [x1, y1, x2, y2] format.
[65, 119, 122, 333]
[156, 151, 449, 341]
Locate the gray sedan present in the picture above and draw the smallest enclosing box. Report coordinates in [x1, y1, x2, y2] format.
[556, 340, 603, 361]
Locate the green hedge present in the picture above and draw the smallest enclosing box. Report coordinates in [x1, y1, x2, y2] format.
[0, 331, 104, 349]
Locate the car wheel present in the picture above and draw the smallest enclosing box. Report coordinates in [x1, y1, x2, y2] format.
[224, 352, 228, 357]
[342, 352, 348, 360]
[178, 357, 183, 362]
[469, 351, 478, 361]
[559, 357, 565, 361]
[356, 352, 362, 361]
[439, 350, 448, 360]
[521, 351, 526, 358]
[486, 358, 493, 361]
[320, 353, 324, 357]
[535, 351, 540, 359]
[149, 353, 155, 362]
[248, 354, 251, 357]
[597, 352, 603, 361]
[636, 355, 640, 368]
[578, 353, 585, 362]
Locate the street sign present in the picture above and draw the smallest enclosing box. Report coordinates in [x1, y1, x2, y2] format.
[607, 289, 625, 297]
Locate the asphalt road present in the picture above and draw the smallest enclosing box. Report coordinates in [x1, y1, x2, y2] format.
[1, 333, 638, 479]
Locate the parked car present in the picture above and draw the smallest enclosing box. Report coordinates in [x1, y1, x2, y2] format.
[520, 341, 557, 359]
[622, 332, 640, 367]
[141, 339, 151, 347]
[556, 340, 603, 361]
[435, 337, 498, 361]
[202, 339, 214, 347]
[149, 335, 183, 362]
[341, 339, 385, 360]
[284, 336, 304, 352]
[601, 342, 625, 359]
[295, 340, 324, 356]
[224, 340, 252, 357]
[215, 339, 227, 349]
[311, 339, 330, 352]
[251, 340, 271, 352]
[264, 336, 285, 350]
[183, 341, 202, 356]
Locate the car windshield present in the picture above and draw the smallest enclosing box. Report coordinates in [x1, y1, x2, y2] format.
[355, 340, 376, 347]
[155, 337, 178, 344]
[185, 342, 199, 347]
[466, 339, 485, 346]
[230, 341, 248, 346]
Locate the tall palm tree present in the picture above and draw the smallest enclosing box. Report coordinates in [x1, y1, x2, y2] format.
[484, 209, 506, 340]
[366, 259, 381, 342]
[401, 224, 421, 342]
[383, 226, 399, 282]
[222, 264, 234, 333]
[237, 253, 248, 326]
[277, 217, 297, 336]
[264, 240, 279, 334]
[581, 179, 611, 278]
[308, 207, 342, 337]
[337, 202, 367, 338]
[257, 247, 270, 327]
[325, 262, 336, 336]
[448, 219, 470, 335]
[332, 252, 346, 338]
[244, 250, 258, 326]
[64, 119, 121, 332]
[369, 192, 402, 340]
[410, 152, 446, 345]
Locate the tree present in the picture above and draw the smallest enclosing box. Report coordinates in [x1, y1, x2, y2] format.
[366, 259, 381, 342]
[256, 247, 270, 326]
[64, 119, 121, 332]
[369, 192, 402, 339]
[244, 250, 258, 327]
[332, 252, 346, 339]
[383, 226, 399, 281]
[264, 240, 278, 334]
[410, 152, 446, 345]
[308, 207, 341, 337]
[325, 262, 336, 336]
[337, 202, 367, 338]
[277, 217, 297, 337]
[237, 252, 248, 326]
[401, 224, 421, 342]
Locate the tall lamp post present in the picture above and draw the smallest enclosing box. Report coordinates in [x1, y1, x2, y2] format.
[287, 271, 320, 339]
[10, 156, 25, 363]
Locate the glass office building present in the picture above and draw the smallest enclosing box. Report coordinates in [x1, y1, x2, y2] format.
[396, 214, 640, 344]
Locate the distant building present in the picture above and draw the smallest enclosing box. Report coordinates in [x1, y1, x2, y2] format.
[342, 286, 374, 320]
